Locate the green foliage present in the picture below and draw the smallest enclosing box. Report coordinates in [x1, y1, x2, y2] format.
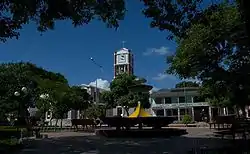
[0, 0, 126, 42]
[175, 81, 200, 88]
[67, 86, 91, 111]
[100, 91, 115, 108]
[107, 73, 151, 110]
[84, 104, 105, 119]
[182, 114, 192, 125]
[141, 0, 216, 40]
[0, 62, 69, 120]
[141, 0, 248, 109]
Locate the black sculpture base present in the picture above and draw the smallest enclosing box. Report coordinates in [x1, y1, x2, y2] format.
[95, 128, 187, 138]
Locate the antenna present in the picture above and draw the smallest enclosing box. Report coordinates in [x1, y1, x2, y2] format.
[122, 41, 126, 48]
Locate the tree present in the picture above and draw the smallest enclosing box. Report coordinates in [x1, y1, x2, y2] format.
[100, 91, 115, 108]
[0, 0, 125, 42]
[0, 62, 69, 122]
[84, 104, 105, 119]
[108, 73, 151, 115]
[50, 85, 71, 129]
[236, 0, 250, 45]
[158, 3, 250, 113]
[68, 86, 91, 115]
[175, 81, 200, 88]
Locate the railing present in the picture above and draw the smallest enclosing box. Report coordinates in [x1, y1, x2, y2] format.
[151, 102, 209, 109]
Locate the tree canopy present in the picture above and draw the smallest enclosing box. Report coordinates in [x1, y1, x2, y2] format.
[67, 86, 91, 111]
[102, 73, 151, 115]
[0, 0, 125, 42]
[0, 62, 72, 121]
[175, 81, 200, 88]
[2, 0, 250, 45]
[149, 2, 250, 111]
[0, 62, 92, 122]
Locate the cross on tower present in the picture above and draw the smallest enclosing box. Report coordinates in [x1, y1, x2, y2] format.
[122, 41, 126, 48]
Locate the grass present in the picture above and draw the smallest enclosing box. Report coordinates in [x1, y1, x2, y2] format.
[0, 125, 30, 139]
[0, 126, 27, 153]
[0, 138, 23, 153]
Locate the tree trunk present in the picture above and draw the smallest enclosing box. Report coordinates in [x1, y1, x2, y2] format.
[49, 117, 53, 126]
[54, 119, 58, 131]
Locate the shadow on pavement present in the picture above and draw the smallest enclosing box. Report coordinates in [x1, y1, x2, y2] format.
[18, 135, 238, 154]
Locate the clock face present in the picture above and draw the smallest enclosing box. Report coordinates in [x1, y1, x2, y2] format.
[118, 54, 126, 63]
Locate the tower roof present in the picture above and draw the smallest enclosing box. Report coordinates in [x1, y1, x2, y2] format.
[116, 48, 130, 54]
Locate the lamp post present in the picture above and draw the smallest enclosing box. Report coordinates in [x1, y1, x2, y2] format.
[90, 57, 103, 104]
[40, 94, 49, 122]
[14, 86, 28, 143]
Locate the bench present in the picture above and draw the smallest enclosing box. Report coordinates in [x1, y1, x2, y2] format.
[71, 119, 96, 131]
[209, 115, 235, 129]
[214, 120, 250, 140]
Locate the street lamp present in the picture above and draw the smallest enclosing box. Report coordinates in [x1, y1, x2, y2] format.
[39, 94, 50, 127]
[14, 86, 28, 118]
[90, 57, 103, 104]
[40, 94, 49, 115]
[14, 86, 28, 143]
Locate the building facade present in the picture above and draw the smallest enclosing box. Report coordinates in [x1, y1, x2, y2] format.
[150, 87, 214, 122]
[44, 84, 108, 124]
[114, 48, 134, 78]
[80, 84, 107, 104]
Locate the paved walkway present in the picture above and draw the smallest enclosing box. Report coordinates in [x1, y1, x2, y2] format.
[17, 128, 232, 154]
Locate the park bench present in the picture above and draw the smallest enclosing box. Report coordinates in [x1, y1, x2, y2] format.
[71, 119, 96, 131]
[214, 119, 250, 140]
[209, 115, 235, 130]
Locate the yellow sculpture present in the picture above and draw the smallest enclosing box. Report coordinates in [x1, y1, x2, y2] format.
[129, 102, 152, 118]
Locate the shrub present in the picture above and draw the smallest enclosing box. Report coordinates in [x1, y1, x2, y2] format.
[182, 114, 192, 125]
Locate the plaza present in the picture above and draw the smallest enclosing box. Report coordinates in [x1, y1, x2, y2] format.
[18, 128, 234, 154]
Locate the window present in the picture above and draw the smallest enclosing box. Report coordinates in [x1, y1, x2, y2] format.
[172, 109, 178, 116]
[156, 109, 164, 116]
[164, 97, 171, 104]
[154, 97, 164, 104]
[186, 96, 192, 103]
[193, 96, 205, 103]
[180, 109, 186, 115]
[166, 109, 172, 116]
[171, 97, 178, 103]
[179, 97, 185, 103]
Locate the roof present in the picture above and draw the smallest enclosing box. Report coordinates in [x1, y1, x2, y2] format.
[151, 87, 200, 97]
[115, 48, 130, 54]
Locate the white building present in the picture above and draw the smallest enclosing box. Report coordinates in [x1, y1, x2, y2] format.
[44, 84, 108, 125]
[150, 87, 233, 122]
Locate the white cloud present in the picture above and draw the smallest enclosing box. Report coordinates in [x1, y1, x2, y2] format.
[152, 73, 177, 81]
[143, 46, 171, 56]
[149, 87, 160, 94]
[89, 78, 110, 90]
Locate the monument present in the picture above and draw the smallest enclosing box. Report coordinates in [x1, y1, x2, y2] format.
[96, 82, 187, 138]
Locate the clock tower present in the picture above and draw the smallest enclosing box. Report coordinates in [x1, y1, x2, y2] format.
[114, 48, 134, 78]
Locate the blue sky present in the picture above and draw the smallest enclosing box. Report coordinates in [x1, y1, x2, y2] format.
[0, 1, 183, 90]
